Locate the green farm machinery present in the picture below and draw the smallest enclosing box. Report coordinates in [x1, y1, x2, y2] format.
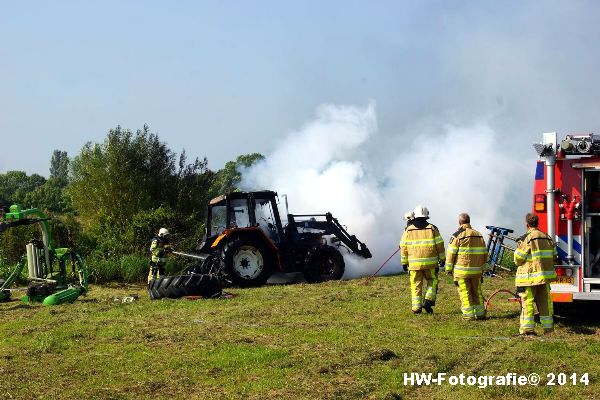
[0, 204, 88, 305]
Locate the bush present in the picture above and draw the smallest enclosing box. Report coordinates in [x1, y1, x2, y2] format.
[85, 252, 191, 283]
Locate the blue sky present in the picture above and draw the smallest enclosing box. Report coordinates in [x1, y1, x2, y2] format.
[2, 1, 600, 176]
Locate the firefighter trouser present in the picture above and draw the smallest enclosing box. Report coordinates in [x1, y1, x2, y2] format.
[518, 283, 553, 334]
[455, 277, 485, 319]
[409, 268, 438, 311]
[148, 262, 165, 283]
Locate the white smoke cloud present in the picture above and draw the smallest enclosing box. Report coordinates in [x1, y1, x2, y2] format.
[242, 103, 532, 279]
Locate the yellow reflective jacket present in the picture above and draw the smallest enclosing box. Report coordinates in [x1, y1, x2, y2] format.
[445, 224, 487, 278]
[514, 228, 557, 287]
[150, 237, 172, 264]
[399, 218, 445, 271]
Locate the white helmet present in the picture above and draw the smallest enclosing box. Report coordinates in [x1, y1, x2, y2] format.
[404, 211, 415, 221]
[413, 205, 429, 219]
[158, 228, 169, 237]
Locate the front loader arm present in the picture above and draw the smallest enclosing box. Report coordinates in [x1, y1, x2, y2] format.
[291, 212, 372, 259]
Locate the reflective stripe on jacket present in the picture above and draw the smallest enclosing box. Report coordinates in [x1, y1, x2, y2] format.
[514, 228, 557, 286]
[445, 224, 487, 278]
[400, 219, 445, 271]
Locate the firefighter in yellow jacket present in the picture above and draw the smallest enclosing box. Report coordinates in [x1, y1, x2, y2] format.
[445, 213, 488, 320]
[514, 213, 557, 335]
[148, 228, 173, 283]
[400, 205, 445, 314]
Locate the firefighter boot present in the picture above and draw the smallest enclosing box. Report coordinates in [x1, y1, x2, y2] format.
[423, 299, 434, 314]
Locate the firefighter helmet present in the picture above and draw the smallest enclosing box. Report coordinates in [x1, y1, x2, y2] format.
[158, 228, 169, 237]
[413, 205, 429, 219]
[404, 211, 415, 221]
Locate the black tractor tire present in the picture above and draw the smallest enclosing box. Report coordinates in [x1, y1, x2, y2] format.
[303, 245, 345, 283]
[219, 236, 275, 288]
[148, 274, 222, 300]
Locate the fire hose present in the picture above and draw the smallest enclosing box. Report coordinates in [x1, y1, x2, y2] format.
[364, 248, 400, 283]
[484, 288, 520, 311]
[364, 248, 521, 312]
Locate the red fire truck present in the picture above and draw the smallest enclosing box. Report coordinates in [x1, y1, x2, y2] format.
[488, 132, 600, 304]
[531, 132, 600, 303]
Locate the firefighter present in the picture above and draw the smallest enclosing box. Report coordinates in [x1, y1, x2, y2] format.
[514, 213, 557, 335]
[400, 205, 445, 314]
[445, 213, 488, 320]
[148, 228, 173, 283]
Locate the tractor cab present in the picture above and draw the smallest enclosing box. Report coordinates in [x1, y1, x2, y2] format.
[204, 190, 285, 246]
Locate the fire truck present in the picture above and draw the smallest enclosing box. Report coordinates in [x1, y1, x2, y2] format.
[488, 132, 600, 304]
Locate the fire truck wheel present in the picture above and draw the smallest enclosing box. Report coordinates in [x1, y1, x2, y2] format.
[220, 236, 274, 287]
[148, 274, 222, 300]
[303, 245, 345, 283]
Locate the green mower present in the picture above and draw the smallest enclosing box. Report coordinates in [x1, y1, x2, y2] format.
[0, 204, 88, 305]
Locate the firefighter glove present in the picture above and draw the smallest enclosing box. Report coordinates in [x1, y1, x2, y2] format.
[402, 264, 408, 272]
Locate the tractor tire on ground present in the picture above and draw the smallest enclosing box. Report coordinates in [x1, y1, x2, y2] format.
[303, 245, 345, 283]
[220, 236, 275, 287]
[148, 274, 222, 300]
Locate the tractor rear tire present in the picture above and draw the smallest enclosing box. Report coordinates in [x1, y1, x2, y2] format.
[303, 245, 345, 283]
[148, 274, 222, 300]
[220, 236, 274, 287]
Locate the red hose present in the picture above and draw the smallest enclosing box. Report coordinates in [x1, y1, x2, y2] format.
[484, 288, 520, 310]
[364, 248, 400, 283]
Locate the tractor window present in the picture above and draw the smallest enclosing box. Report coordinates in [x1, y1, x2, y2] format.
[229, 199, 250, 228]
[210, 205, 227, 236]
[254, 198, 278, 241]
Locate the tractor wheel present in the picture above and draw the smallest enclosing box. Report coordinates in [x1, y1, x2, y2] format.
[303, 245, 345, 283]
[220, 236, 274, 287]
[148, 274, 222, 300]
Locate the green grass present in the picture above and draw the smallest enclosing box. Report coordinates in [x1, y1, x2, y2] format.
[0, 275, 599, 399]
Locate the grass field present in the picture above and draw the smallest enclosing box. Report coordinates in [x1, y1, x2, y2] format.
[0, 274, 599, 400]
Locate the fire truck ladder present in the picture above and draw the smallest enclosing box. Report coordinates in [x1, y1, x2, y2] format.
[485, 225, 519, 276]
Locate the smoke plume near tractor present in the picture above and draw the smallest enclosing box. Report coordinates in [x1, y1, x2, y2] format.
[242, 103, 531, 278]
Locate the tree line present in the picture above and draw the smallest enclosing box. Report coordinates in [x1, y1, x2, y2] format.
[0, 125, 263, 282]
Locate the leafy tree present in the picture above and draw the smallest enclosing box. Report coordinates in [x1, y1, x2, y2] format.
[0, 171, 46, 206]
[66, 125, 220, 260]
[68, 125, 176, 231]
[174, 151, 216, 217]
[49, 150, 69, 187]
[212, 153, 265, 194]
